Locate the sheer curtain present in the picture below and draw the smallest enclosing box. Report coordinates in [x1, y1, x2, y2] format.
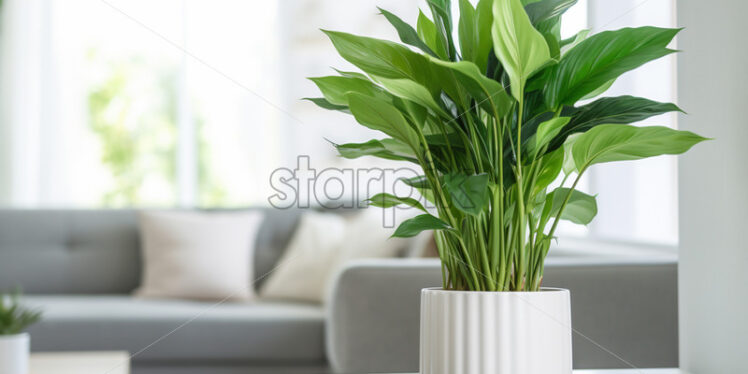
[0, 0, 92, 207]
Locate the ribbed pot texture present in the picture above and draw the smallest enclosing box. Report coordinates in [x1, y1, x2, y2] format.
[420, 287, 572, 374]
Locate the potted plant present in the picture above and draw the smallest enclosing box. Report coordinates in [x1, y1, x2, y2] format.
[0, 292, 42, 374]
[308, 0, 706, 373]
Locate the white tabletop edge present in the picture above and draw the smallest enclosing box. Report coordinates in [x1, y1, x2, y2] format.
[30, 351, 130, 374]
[383, 370, 686, 374]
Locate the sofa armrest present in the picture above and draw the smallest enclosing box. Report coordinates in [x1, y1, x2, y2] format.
[326, 258, 441, 374]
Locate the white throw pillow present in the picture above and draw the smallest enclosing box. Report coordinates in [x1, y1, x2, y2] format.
[136, 211, 263, 301]
[338, 207, 417, 261]
[259, 207, 423, 303]
[259, 211, 346, 303]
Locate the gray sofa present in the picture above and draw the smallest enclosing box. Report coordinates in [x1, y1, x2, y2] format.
[328, 258, 678, 373]
[0, 209, 679, 373]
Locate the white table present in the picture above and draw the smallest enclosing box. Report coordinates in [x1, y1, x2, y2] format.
[27, 354, 680, 374]
[30, 351, 130, 374]
[574, 370, 685, 373]
[392, 371, 685, 374]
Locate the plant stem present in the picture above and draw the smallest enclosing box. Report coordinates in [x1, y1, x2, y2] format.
[434, 116, 458, 170]
[475, 217, 495, 290]
[548, 169, 585, 240]
[515, 93, 528, 290]
[465, 113, 484, 174]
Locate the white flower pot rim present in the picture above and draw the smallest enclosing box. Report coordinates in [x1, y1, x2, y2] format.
[422, 286, 568, 294]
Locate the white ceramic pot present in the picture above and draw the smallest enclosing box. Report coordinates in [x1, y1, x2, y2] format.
[420, 287, 572, 374]
[0, 333, 30, 374]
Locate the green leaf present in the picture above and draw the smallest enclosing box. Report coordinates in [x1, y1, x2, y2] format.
[393, 214, 453, 237]
[309, 75, 384, 106]
[562, 133, 580, 174]
[425, 132, 465, 148]
[332, 69, 370, 80]
[427, 0, 456, 60]
[421, 62, 470, 109]
[544, 27, 680, 109]
[322, 30, 432, 89]
[550, 95, 684, 150]
[444, 173, 490, 216]
[303, 97, 349, 112]
[579, 78, 615, 100]
[417, 10, 448, 59]
[534, 116, 570, 153]
[458, 0, 477, 63]
[378, 138, 415, 156]
[399, 175, 435, 204]
[427, 58, 513, 117]
[571, 124, 708, 171]
[560, 29, 590, 52]
[379, 7, 437, 57]
[543, 187, 597, 225]
[311, 74, 431, 129]
[323, 30, 468, 105]
[525, 0, 578, 25]
[532, 147, 563, 196]
[367, 193, 427, 212]
[474, 0, 496, 73]
[537, 18, 562, 58]
[347, 93, 420, 149]
[334, 138, 418, 163]
[374, 76, 450, 118]
[491, 0, 552, 99]
[396, 97, 429, 128]
[0, 292, 42, 334]
[400, 175, 431, 189]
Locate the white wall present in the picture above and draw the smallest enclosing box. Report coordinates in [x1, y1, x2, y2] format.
[677, 1, 748, 372]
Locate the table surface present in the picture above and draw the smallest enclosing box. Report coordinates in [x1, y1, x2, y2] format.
[30, 351, 130, 374]
[573, 370, 685, 373]
[28, 353, 682, 374]
[391, 370, 685, 374]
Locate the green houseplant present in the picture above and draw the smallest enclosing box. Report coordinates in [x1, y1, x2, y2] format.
[0, 293, 41, 335]
[309, 0, 705, 372]
[0, 292, 42, 374]
[309, 0, 705, 292]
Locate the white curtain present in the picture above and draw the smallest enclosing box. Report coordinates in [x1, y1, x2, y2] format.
[0, 0, 88, 207]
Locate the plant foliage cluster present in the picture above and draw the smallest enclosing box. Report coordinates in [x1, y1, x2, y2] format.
[0, 292, 42, 335]
[308, 0, 706, 291]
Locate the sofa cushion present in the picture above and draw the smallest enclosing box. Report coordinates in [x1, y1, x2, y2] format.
[24, 296, 325, 363]
[136, 211, 264, 301]
[252, 208, 302, 287]
[0, 210, 142, 294]
[0, 208, 304, 294]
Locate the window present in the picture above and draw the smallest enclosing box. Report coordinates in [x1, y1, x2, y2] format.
[0, 0, 679, 246]
[584, 0, 679, 246]
[0, 0, 280, 207]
